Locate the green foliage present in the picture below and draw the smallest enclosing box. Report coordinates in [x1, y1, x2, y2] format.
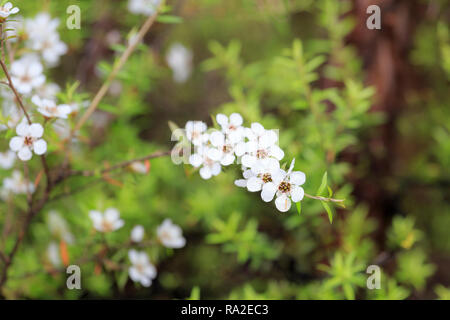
[319, 252, 366, 300]
[395, 249, 436, 291]
[0, 0, 447, 300]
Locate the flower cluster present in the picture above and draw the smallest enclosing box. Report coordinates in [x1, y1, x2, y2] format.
[128, 0, 160, 16]
[182, 113, 306, 212]
[0, 6, 82, 163]
[88, 209, 186, 287]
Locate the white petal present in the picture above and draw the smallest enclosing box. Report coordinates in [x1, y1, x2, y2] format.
[210, 131, 224, 147]
[89, 210, 103, 226]
[290, 186, 305, 203]
[105, 208, 120, 222]
[229, 113, 243, 126]
[241, 154, 256, 168]
[290, 171, 306, 186]
[33, 139, 47, 155]
[220, 153, 235, 166]
[9, 136, 23, 151]
[16, 122, 30, 136]
[199, 166, 212, 179]
[234, 142, 246, 157]
[234, 179, 247, 188]
[242, 169, 254, 179]
[210, 162, 221, 176]
[140, 276, 152, 287]
[29, 123, 44, 138]
[272, 169, 286, 184]
[207, 148, 221, 161]
[128, 249, 139, 264]
[189, 153, 203, 167]
[251, 122, 265, 135]
[275, 194, 291, 212]
[267, 158, 280, 171]
[216, 113, 228, 127]
[131, 225, 145, 242]
[261, 182, 277, 202]
[247, 176, 262, 192]
[287, 158, 295, 174]
[18, 147, 32, 161]
[270, 145, 285, 161]
[113, 219, 124, 231]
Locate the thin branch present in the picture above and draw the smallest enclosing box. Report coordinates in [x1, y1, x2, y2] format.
[304, 193, 345, 203]
[69, 150, 171, 177]
[0, 59, 31, 124]
[70, 4, 162, 136]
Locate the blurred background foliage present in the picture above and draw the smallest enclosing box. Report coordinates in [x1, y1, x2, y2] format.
[0, 0, 449, 299]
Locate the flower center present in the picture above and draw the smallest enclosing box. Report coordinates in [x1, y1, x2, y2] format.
[160, 230, 171, 241]
[278, 181, 291, 193]
[222, 144, 232, 153]
[262, 173, 272, 183]
[191, 131, 200, 140]
[24, 136, 33, 146]
[204, 157, 214, 167]
[256, 149, 268, 159]
[136, 263, 145, 273]
[101, 220, 113, 232]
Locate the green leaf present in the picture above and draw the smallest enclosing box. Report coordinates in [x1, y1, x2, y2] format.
[168, 120, 179, 133]
[316, 171, 328, 196]
[321, 200, 333, 223]
[296, 201, 302, 215]
[157, 15, 183, 24]
[327, 186, 333, 197]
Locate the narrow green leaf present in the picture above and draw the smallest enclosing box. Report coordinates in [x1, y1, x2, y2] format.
[321, 201, 333, 223]
[316, 171, 328, 196]
[296, 201, 302, 215]
[327, 186, 333, 197]
[168, 121, 179, 133]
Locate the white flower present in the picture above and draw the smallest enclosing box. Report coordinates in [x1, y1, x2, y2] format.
[25, 13, 60, 42]
[131, 225, 145, 242]
[260, 159, 306, 212]
[35, 82, 60, 100]
[129, 161, 149, 174]
[46, 242, 61, 267]
[128, 249, 157, 287]
[0, 89, 23, 130]
[157, 219, 186, 248]
[234, 168, 254, 188]
[4, 15, 23, 42]
[10, 55, 45, 95]
[128, 0, 160, 16]
[189, 146, 222, 179]
[240, 122, 284, 170]
[67, 100, 89, 114]
[52, 119, 71, 140]
[2, 170, 34, 195]
[89, 208, 124, 233]
[9, 121, 47, 161]
[216, 113, 244, 144]
[166, 43, 193, 83]
[0, 2, 19, 20]
[245, 158, 283, 194]
[48, 211, 74, 244]
[28, 32, 67, 67]
[208, 131, 237, 166]
[32, 95, 71, 119]
[0, 150, 16, 169]
[185, 120, 207, 146]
